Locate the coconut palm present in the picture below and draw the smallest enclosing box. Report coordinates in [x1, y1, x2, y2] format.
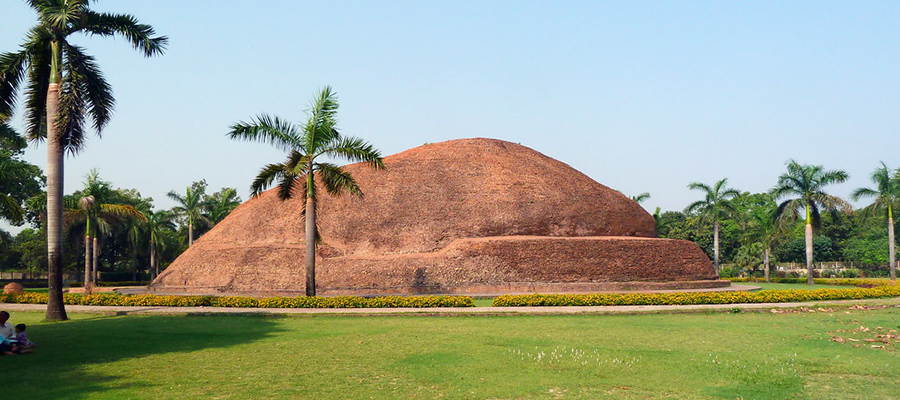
[167, 181, 210, 247]
[144, 209, 176, 278]
[772, 160, 850, 285]
[0, 0, 166, 320]
[204, 187, 242, 224]
[686, 178, 740, 273]
[227, 86, 384, 296]
[851, 162, 900, 280]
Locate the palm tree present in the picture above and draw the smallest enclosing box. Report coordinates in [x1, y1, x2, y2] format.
[204, 187, 242, 224]
[227, 86, 384, 296]
[686, 178, 740, 273]
[168, 181, 210, 246]
[747, 201, 789, 282]
[0, 1, 166, 320]
[144, 209, 176, 278]
[773, 160, 850, 285]
[851, 162, 899, 280]
[66, 170, 145, 286]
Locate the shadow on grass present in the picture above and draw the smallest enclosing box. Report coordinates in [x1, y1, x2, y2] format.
[3, 313, 286, 399]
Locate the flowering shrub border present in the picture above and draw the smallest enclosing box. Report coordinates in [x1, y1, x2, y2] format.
[491, 286, 900, 307]
[725, 277, 896, 287]
[0, 293, 474, 308]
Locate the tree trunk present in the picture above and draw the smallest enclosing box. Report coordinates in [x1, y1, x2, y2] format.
[45, 78, 67, 321]
[889, 217, 895, 281]
[305, 196, 317, 297]
[805, 223, 814, 285]
[92, 237, 100, 284]
[713, 220, 720, 274]
[764, 246, 770, 283]
[84, 234, 92, 287]
[131, 239, 138, 281]
[150, 241, 157, 278]
[188, 222, 194, 247]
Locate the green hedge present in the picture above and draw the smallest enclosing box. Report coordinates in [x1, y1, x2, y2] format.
[492, 285, 900, 307]
[0, 293, 474, 308]
[725, 277, 894, 286]
[69, 281, 151, 288]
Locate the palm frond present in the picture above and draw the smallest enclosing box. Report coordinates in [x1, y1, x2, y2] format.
[319, 135, 385, 169]
[0, 49, 32, 121]
[81, 11, 168, 57]
[64, 43, 114, 133]
[22, 45, 50, 140]
[317, 162, 362, 197]
[251, 163, 287, 197]
[228, 114, 303, 153]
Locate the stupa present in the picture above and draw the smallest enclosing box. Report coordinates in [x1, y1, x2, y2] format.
[151, 138, 724, 295]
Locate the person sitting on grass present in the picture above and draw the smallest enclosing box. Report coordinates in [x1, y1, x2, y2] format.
[15, 324, 34, 348]
[0, 332, 24, 355]
[0, 311, 13, 340]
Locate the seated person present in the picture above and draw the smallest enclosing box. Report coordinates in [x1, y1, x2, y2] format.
[15, 324, 34, 348]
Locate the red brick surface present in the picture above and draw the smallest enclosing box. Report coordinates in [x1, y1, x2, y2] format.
[152, 138, 716, 295]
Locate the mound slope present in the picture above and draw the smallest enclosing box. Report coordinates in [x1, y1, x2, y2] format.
[153, 138, 719, 295]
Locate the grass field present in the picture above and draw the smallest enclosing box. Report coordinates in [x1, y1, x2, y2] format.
[4, 303, 900, 399]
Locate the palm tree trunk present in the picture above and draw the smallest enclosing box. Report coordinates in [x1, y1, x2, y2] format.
[188, 222, 194, 247]
[805, 223, 814, 285]
[713, 220, 720, 274]
[764, 246, 770, 283]
[45, 75, 67, 321]
[84, 234, 92, 287]
[131, 239, 138, 281]
[150, 241, 157, 278]
[305, 195, 317, 297]
[889, 217, 896, 281]
[92, 237, 100, 284]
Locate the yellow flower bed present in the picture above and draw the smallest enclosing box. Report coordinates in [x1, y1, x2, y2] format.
[0, 293, 474, 308]
[492, 286, 900, 307]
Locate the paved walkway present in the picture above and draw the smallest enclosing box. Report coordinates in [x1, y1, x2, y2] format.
[3, 297, 899, 316]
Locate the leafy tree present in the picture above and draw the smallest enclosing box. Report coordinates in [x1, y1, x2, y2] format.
[685, 178, 740, 272]
[227, 86, 384, 296]
[851, 162, 899, 280]
[0, 0, 166, 320]
[773, 160, 850, 284]
[204, 187, 242, 224]
[168, 180, 210, 247]
[0, 122, 44, 225]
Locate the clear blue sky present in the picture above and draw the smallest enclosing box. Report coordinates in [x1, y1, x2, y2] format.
[2, 1, 899, 232]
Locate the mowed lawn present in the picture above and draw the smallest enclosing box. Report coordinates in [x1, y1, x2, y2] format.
[4, 304, 900, 399]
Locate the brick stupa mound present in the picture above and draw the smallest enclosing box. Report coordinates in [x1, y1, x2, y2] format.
[152, 138, 722, 295]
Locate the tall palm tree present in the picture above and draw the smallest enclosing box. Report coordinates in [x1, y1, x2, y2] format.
[686, 178, 740, 273]
[0, 0, 166, 320]
[851, 162, 899, 280]
[227, 86, 384, 296]
[204, 187, 242, 224]
[773, 160, 850, 285]
[167, 182, 210, 246]
[144, 209, 176, 278]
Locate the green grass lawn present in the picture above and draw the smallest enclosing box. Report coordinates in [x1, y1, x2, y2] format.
[4, 305, 900, 399]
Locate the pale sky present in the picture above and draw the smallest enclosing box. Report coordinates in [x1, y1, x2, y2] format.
[2, 1, 899, 233]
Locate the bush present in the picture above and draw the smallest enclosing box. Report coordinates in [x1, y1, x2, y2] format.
[0, 293, 475, 308]
[724, 277, 895, 286]
[491, 285, 900, 307]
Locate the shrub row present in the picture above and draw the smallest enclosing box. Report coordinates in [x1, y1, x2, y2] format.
[68, 281, 152, 288]
[0, 293, 475, 308]
[725, 277, 896, 287]
[491, 286, 900, 307]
